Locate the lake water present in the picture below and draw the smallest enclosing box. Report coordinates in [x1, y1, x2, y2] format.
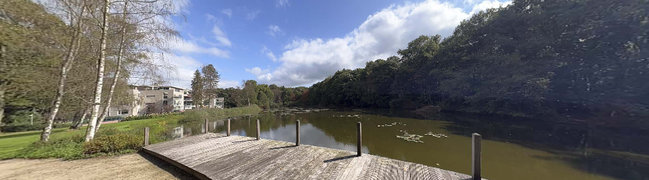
[181, 109, 649, 180]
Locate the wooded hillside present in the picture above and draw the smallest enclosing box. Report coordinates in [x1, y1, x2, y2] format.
[305, 0, 649, 123]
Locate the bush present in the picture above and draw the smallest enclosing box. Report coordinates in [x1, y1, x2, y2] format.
[1, 123, 43, 132]
[1, 122, 72, 132]
[103, 116, 124, 121]
[83, 134, 143, 154]
[179, 105, 261, 124]
[122, 113, 179, 122]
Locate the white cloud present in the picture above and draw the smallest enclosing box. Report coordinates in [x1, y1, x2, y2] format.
[261, 46, 278, 62]
[464, 0, 477, 4]
[212, 25, 232, 47]
[267, 25, 282, 37]
[221, 9, 232, 18]
[219, 80, 241, 88]
[247, 0, 510, 86]
[470, 0, 511, 14]
[168, 38, 230, 58]
[245, 67, 273, 81]
[276, 0, 289, 7]
[246, 10, 260, 20]
[167, 54, 201, 88]
[147, 53, 202, 89]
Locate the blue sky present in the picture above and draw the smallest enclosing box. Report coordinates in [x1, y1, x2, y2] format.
[163, 0, 510, 88]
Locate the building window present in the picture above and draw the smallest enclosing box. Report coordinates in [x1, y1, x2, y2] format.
[120, 110, 129, 114]
[163, 100, 168, 105]
[146, 95, 155, 98]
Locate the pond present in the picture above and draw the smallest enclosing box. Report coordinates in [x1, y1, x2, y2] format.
[180, 109, 649, 180]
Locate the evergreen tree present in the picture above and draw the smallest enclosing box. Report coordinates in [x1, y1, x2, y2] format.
[191, 70, 204, 108]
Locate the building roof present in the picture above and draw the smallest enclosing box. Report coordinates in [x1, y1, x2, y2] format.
[130, 85, 186, 90]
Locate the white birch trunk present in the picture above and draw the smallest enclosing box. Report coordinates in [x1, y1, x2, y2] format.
[41, 4, 86, 142]
[0, 45, 5, 133]
[85, 0, 111, 142]
[0, 85, 4, 133]
[96, 1, 128, 132]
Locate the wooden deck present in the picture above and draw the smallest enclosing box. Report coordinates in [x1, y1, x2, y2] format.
[142, 133, 474, 180]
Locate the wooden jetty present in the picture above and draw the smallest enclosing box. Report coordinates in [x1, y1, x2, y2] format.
[142, 133, 477, 180]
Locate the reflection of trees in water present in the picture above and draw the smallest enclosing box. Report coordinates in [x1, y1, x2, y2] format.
[200, 113, 300, 137]
[294, 112, 357, 144]
[434, 112, 649, 156]
[564, 151, 649, 180]
[378, 110, 649, 180]
[301, 111, 458, 163]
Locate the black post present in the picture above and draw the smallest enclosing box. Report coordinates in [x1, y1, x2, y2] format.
[296, 120, 300, 146]
[256, 119, 260, 140]
[204, 119, 209, 133]
[357, 122, 362, 156]
[472, 133, 482, 180]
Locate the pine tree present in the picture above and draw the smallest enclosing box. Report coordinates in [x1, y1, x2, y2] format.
[191, 70, 204, 108]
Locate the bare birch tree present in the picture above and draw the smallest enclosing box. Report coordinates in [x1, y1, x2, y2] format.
[87, 0, 179, 136]
[41, 0, 87, 142]
[85, 0, 110, 142]
[0, 44, 5, 132]
[95, 1, 128, 132]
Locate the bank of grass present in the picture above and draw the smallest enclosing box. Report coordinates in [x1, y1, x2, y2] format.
[0, 128, 68, 159]
[180, 105, 262, 124]
[0, 105, 261, 160]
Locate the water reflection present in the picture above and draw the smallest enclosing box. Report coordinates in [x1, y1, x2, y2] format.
[180, 110, 648, 180]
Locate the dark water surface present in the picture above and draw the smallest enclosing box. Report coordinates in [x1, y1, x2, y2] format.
[181, 110, 649, 180]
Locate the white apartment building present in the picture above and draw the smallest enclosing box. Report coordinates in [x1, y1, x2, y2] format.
[107, 86, 224, 118]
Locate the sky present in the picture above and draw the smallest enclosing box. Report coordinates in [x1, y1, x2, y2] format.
[162, 0, 511, 89]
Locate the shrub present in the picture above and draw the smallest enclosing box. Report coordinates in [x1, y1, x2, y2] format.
[1, 122, 71, 132]
[83, 134, 143, 154]
[179, 105, 261, 124]
[1, 123, 43, 132]
[122, 112, 180, 122]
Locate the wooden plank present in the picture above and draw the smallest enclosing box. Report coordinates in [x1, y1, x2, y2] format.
[143, 127, 149, 146]
[256, 119, 260, 140]
[143, 133, 475, 180]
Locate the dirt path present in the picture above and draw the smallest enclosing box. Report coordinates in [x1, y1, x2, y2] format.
[0, 153, 194, 180]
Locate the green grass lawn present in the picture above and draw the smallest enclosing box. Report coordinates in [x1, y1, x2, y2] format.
[0, 128, 68, 159]
[0, 105, 261, 160]
[0, 115, 182, 159]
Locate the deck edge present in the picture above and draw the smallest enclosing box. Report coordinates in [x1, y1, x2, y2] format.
[141, 147, 211, 180]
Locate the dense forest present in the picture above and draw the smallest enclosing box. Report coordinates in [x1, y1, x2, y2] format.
[304, 0, 649, 124]
[217, 80, 308, 109]
[190, 66, 308, 109]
